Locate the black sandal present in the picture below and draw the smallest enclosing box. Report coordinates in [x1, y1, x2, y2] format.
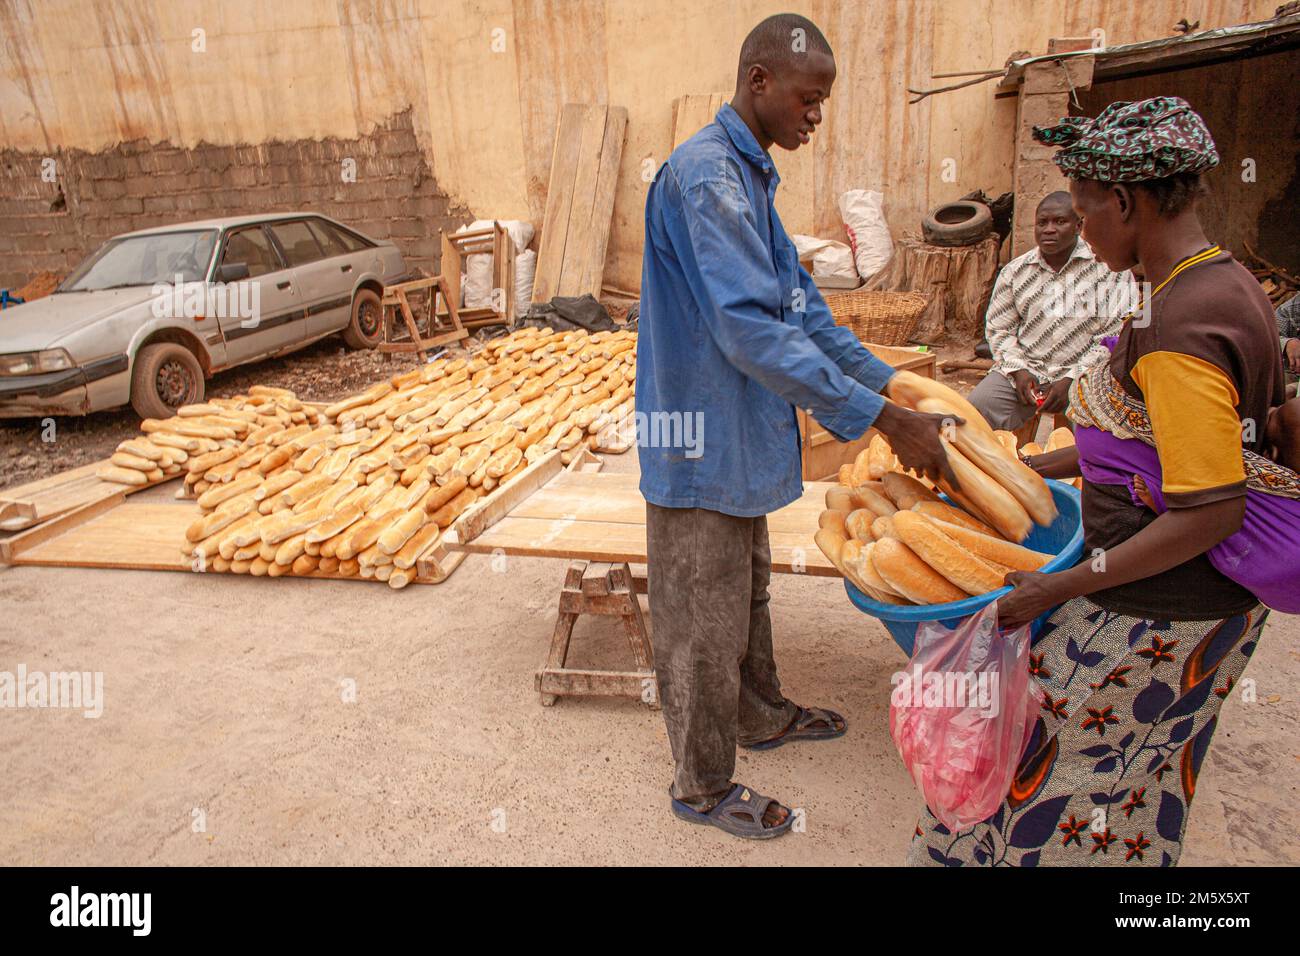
[670, 783, 795, 840]
[742, 705, 847, 751]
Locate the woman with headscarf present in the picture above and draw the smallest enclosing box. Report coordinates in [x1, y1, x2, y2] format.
[909, 96, 1298, 867]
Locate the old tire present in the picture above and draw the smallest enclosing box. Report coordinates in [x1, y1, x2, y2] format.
[130, 343, 204, 420]
[342, 288, 383, 350]
[922, 201, 993, 247]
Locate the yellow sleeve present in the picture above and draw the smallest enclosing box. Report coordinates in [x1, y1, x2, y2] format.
[1130, 351, 1246, 506]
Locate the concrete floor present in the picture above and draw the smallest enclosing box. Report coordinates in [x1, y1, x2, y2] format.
[1, 449, 1297, 866]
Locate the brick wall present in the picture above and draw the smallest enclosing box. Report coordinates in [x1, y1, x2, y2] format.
[0, 109, 470, 291]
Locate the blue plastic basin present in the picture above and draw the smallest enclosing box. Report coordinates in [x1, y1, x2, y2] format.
[844, 480, 1084, 656]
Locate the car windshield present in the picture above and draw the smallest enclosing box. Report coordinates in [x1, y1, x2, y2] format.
[58, 230, 218, 292]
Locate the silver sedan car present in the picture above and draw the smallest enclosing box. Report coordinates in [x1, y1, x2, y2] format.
[0, 213, 407, 419]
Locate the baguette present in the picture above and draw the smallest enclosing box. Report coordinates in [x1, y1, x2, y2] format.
[937, 437, 1033, 542]
[1045, 427, 1075, 452]
[843, 543, 910, 604]
[306, 503, 365, 543]
[927, 517, 1053, 573]
[818, 509, 848, 536]
[825, 487, 856, 512]
[892, 510, 1006, 596]
[916, 397, 1056, 527]
[394, 521, 442, 569]
[814, 527, 848, 575]
[110, 451, 155, 471]
[378, 507, 426, 554]
[429, 487, 479, 528]
[866, 433, 894, 480]
[870, 537, 967, 605]
[844, 509, 875, 542]
[881, 471, 942, 510]
[851, 485, 897, 517]
[912, 499, 1002, 538]
[885, 370, 995, 436]
[855, 542, 909, 601]
[98, 465, 149, 486]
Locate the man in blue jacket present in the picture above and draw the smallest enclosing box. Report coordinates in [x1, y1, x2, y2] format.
[637, 13, 955, 839]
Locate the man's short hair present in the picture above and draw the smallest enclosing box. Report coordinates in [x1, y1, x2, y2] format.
[737, 14, 832, 83]
[1036, 191, 1075, 215]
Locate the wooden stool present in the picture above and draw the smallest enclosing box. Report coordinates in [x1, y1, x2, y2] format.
[537, 560, 656, 707]
[379, 275, 468, 361]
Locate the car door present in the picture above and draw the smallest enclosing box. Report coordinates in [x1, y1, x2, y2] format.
[302, 218, 370, 336]
[266, 219, 347, 341]
[214, 224, 302, 365]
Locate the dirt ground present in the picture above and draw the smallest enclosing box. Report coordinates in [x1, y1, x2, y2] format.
[1, 444, 1297, 866]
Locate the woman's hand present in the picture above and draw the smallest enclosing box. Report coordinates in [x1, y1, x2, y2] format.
[997, 570, 1074, 630]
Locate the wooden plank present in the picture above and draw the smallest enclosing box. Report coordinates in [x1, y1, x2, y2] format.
[536, 668, 650, 700]
[0, 490, 127, 564]
[0, 461, 176, 531]
[8, 500, 449, 586]
[556, 106, 609, 298]
[459, 515, 836, 576]
[443, 449, 564, 546]
[579, 106, 628, 299]
[671, 93, 728, 150]
[532, 104, 585, 304]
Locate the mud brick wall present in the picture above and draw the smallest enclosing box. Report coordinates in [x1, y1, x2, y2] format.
[0, 109, 470, 291]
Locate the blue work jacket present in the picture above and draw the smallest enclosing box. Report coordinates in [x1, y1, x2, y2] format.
[636, 103, 897, 516]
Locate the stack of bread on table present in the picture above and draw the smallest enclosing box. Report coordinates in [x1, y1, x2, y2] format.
[816, 371, 1072, 606]
[105, 326, 635, 589]
[97, 398, 314, 487]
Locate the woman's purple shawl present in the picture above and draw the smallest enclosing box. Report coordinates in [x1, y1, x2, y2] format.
[1074, 340, 1299, 612]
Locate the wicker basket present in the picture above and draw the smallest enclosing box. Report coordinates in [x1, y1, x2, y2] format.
[825, 290, 928, 347]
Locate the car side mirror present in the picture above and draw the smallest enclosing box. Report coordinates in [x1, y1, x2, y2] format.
[215, 262, 250, 283]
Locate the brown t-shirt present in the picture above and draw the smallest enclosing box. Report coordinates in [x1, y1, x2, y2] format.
[1083, 250, 1285, 620]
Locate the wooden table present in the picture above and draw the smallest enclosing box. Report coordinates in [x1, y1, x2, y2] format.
[451, 468, 839, 706]
[453, 470, 839, 577]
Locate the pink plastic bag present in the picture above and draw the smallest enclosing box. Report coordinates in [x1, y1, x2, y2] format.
[889, 602, 1039, 832]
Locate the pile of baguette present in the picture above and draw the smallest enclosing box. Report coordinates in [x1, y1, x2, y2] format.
[98, 399, 320, 487]
[108, 326, 635, 589]
[816, 371, 1070, 606]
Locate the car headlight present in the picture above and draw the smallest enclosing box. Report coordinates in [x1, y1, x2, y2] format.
[0, 349, 76, 376]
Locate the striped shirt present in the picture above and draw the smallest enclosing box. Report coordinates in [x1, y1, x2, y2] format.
[985, 239, 1139, 382]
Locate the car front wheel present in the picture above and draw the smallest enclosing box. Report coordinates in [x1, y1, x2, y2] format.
[342, 288, 384, 350]
[130, 343, 204, 419]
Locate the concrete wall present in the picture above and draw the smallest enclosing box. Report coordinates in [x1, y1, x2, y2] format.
[0, 0, 1282, 293]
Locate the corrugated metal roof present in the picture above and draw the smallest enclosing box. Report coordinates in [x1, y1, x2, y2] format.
[998, 11, 1300, 90]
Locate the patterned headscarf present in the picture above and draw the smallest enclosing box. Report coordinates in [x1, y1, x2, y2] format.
[1032, 96, 1219, 181]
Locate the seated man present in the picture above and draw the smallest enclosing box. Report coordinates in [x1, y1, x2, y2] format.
[969, 191, 1138, 430]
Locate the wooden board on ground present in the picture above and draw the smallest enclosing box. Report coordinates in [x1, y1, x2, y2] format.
[0, 461, 176, 532]
[453, 470, 838, 577]
[532, 104, 628, 303]
[1, 450, 582, 586]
